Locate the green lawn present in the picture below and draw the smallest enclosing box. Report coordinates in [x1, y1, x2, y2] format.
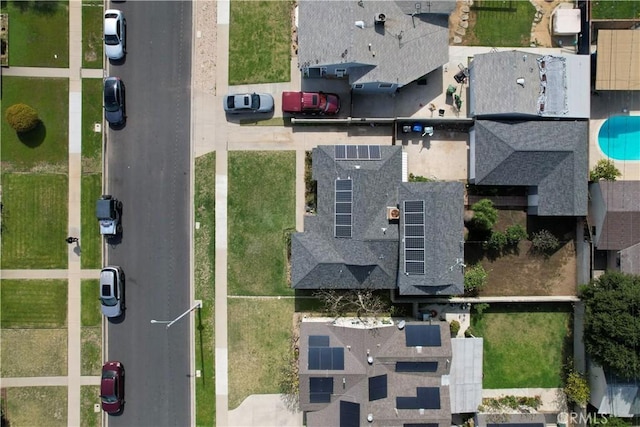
[1, 1, 69, 67]
[1, 280, 67, 328]
[81, 0, 104, 68]
[5, 387, 67, 426]
[81, 386, 101, 427]
[228, 298, 294, 409]
[228, 151, 296, 296]
[469, 0, 535, 47]
[81, 279, 101, 326]
[1, 77, 69, 170]
[81, 175, 102, 269]
[194, 152, 216, 427]
[81, 327, 101, 376]
[1, 174, 68, 269]
[592, 0, 640, 19]
[229, 0, 292, 84]
[82, 78, 103, 167]
[1, 329, 67, 377]
[471, 304, 572, 388]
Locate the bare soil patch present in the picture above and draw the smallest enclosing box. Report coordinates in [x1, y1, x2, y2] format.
[466, 210, 577, 296]
[0, 329, 67, 377]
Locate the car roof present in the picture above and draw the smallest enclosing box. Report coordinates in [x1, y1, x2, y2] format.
[100, 269, 116, 285]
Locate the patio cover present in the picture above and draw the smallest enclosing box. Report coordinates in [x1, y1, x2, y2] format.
[596, 30, 640, 90]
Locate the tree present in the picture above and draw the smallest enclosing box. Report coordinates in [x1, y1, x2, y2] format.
[314, 288, 389, 318]
[469, 199, 498, 232]
[464, 264, 488, 295]
[564, 370, 589, 406]
[5, 103, 40, 133]
[530, 229, 560, 254]
[581, 271, 640, 380]
[590, 159, 621, 182]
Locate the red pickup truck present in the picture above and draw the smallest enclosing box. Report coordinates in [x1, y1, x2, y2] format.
[282, 91, 340, 115]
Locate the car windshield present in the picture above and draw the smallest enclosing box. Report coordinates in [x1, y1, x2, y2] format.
[104, 34, 119, 45]
[251, 94, 260, 110]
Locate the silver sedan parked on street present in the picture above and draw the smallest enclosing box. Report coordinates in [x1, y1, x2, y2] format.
[100, 266, 124, 318]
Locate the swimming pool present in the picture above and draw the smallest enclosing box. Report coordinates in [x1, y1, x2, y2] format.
[597, 115, 640, 161]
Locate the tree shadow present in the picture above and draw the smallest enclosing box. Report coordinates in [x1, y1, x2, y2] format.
[32, 1, 59, 15]
[17, 121, 46, 147]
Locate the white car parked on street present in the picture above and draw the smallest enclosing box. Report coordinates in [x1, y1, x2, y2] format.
[104, 9, 126, 60]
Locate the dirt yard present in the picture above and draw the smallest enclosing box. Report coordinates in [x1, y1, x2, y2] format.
[466, 210, 578, 297]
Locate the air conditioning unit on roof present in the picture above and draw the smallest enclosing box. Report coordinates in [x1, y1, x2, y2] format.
[387, 206, 400, 220]
[374, 13, 386, 24]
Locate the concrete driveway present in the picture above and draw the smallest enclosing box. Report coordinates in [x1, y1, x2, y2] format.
[228, 394, 302, 427]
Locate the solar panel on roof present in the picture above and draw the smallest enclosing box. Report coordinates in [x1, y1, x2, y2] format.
[368, 375, 387, 401]
[335, 145, 346, 159]
[396, 361, 438, 372]
[405, 324, 442, 347]
[308, 346, 344, 370]
[358, 145, 369, 159]
[340, 401, 360, 427]
[346, 145, 358, 159]
[309, 377, 333, 403]
[396, 387, 440, 410]
[369, 145, 381, 159]
[335, 179, 352, 239]
[309, 335, 330, 347]
[404, 200, 425, 275]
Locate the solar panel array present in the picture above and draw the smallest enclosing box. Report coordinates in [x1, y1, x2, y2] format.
[308, 335, 345, 370]
[339, 401, 360, 427]
[335, 179, 353, 238]
[368, 374, 388, 401]
[405, 324, 442, 347]
[396, 387, 441, 410]
[395, 361, 438, 373]
[404, 200, 425, 275]
[335, 145, 382, 160]
[309, 377, 333, 403]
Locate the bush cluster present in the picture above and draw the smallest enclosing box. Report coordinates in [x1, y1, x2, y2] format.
[530, 229, 560, 254]
[5, 103, 40, 133]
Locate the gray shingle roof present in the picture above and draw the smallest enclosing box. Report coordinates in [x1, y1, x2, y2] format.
[591, 181, 640, 251]
[299, 320, 454, 426]
[297, 0, 450, 86]
[469, 51, 590, 119]
[449, 338, 483, 414]
[472, 120, 588, 216]
[291, 146, 464, 294]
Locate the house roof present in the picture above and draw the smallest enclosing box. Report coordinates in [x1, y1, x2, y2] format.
[291, 146, 464, 295]
[448, 338, 483, 413]
[591, 181, 640, 252]
[468, 51, 590, 119]
[596, 30, 640, 91]
[299, 319, 473, 426]
[589, 361, 640, 417]
[297, 0, 450, 86]
[472, 120, 588, 216]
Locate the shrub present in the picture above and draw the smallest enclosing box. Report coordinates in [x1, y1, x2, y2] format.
[464, 264, 488, 294]
[409, 173, 434, 182]
[564, 370, 589, 406]
[530, 229, 560, 254]
[505, 224, 527, 245]
[5, 103, 40, 133]
[470, 199, 498, 231]
[485, 231, 507, 252]
[473, 302, 490, 316]
[449, 320, 460, 336]
[590, 159, 621, 182]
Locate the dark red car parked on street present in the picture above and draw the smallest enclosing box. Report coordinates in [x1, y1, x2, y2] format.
[101, 361, 124, 414]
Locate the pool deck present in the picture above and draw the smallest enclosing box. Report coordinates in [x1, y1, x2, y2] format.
[590, 91, 640, 181]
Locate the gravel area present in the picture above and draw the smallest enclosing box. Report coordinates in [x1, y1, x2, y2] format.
[193, 0, 217, 94]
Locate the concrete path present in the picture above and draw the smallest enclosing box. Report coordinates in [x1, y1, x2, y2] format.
[228, 394, 302, 427]
[0, 1, 105, 426]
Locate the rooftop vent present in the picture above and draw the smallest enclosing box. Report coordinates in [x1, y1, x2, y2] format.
[374, 13, 386, 24]
[387, 207, 400, 220]
[516, 77, 525, 87]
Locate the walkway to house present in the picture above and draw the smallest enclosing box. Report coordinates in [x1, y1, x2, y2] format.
[482, 388, 567, 413]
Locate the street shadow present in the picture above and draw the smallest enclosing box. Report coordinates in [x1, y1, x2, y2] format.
[17, 121, 46, 147]
[196, 308, 205, 385]
[73, 243, 81, 256]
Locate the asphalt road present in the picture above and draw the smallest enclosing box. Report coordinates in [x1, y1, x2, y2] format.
[105, 1, 193, 426]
